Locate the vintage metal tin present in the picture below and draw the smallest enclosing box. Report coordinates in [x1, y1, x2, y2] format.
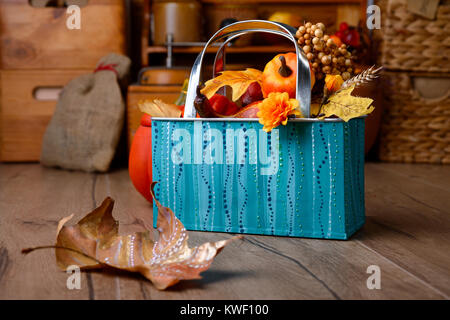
[152, 118, 365, 239]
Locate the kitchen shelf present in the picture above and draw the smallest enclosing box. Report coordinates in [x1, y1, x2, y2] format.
[201, 0, 362, 3]
[141, 0, 368, 67]
[145, 45, 295, 55]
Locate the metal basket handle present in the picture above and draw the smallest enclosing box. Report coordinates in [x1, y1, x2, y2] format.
[184, 20, 311, 118]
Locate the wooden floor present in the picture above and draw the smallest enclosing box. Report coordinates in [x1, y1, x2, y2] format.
[0, 163, 448, 300]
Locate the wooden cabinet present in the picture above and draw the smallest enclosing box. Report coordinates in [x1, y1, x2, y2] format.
[0, 69, 89, 161]
[0, 0, 126, 70]
[0, 0, 127, 161]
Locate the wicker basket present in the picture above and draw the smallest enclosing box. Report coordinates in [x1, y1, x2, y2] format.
[378, 71, 450, 164]
[380, 0, 450, 73]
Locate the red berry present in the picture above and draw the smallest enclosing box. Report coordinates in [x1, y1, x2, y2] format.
[350, 30, 360, 47]
[343, 29, 360, 47]
[241, 82, 263, 106]
[335, 30, 344, 40]
[209, 94, 241, 115]
[339, 22, 349, 31]
[209, 94, 229, 114]
[224, 101, 239, 115]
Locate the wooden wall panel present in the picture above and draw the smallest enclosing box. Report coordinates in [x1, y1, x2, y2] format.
[0, 0, 126, 70]
[0, 69, 88, 161]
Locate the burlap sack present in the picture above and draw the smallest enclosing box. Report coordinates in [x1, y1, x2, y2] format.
[40, 53, 131, 172]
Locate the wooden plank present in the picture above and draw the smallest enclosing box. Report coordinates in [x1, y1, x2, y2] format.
[88, 172, 150, 300]
[92, 169, 446, 299]
[369, 163, 450, 193]
[93, 170, 337, 299]
[0, 69, 89, 162]
[0, 0, 126, 69]
[244, 234, 445, 299]
[0, 163, 448, 299]
[353, 163, 450, 297]
[0, 164, 93, 299]
[365, 163, 450, 219]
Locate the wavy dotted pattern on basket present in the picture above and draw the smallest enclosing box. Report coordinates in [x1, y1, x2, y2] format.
[379, 72, 450, 164]
[151, 119, 366, 239]
[380, 0, 450, 73]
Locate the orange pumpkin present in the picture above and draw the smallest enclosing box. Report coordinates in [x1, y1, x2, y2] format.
[261, 52, 315, 99]
[129, 114, 153, 203]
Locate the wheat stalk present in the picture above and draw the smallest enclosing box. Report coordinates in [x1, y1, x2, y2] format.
[341, 65, 383, 90]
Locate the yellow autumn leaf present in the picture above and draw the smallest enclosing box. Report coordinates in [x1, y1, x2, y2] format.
[138, 99, 182, 118]
[201, 68, 262, 102]
[319, 85, 374, 122]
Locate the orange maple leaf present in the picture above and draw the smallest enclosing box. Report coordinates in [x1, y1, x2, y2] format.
[201, 68, 263, 102]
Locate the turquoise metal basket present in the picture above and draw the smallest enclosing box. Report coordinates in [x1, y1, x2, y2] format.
[151, 21, 365, 239]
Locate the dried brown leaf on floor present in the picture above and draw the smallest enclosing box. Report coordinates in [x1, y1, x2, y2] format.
[24, 183, 241, 290]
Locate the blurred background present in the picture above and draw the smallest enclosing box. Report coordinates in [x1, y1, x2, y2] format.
[0, 0, 448, 166]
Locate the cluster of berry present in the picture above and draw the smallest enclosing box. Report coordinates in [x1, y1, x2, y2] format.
[296, 22, 355, 80]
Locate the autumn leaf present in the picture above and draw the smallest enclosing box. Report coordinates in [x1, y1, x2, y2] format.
[23, 183, 241, 290]
[201, 68, 263, 102]
[139, 99, 182, 118]
[318, 85, 374, 122]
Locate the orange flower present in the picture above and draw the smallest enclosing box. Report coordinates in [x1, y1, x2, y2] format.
[325, 74, 344, 93]
[256, 92, 302, 132]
